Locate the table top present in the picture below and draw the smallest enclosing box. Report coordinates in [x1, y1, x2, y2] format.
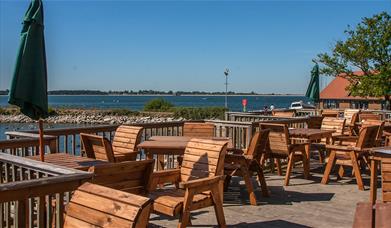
[27, 153, 108, 171]
[289, 128, 335, 138]
[137, 136, 232, 154]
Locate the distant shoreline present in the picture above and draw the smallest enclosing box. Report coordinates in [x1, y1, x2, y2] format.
[0, 94, 304, 97]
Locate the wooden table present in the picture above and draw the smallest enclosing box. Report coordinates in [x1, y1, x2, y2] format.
[137, 136, 231, 169]
[289, 128, 335, 157]
[27, 153, 108, 171]
[369, 147, 391, 204]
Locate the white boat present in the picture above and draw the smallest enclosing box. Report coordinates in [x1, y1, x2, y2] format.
[290, 101, 315, 109]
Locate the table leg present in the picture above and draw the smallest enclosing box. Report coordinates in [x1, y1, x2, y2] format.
[370, 159, 378, 204]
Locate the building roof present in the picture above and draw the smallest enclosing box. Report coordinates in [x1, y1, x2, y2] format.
[320, 71, 381, 101]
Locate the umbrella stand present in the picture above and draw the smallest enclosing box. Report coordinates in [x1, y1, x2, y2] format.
[39, 119, 45, 162]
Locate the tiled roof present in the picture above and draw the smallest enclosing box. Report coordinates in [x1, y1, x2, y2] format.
[320, 71, 381, 100]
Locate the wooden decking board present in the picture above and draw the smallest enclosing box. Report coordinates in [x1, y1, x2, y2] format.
[149, 160, 375, 228]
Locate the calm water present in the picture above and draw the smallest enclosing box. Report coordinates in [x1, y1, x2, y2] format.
[0, 95, 308, 111]
[0, 95, 308, 139]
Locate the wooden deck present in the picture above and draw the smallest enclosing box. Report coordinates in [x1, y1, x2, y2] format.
[149, 161, 374, 228]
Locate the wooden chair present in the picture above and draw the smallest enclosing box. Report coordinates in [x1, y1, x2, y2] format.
[353, 202, 391, 228]
[343, 109, 360, 135]
[149, 138, 228, 228]
[224, 129, 270, 205]
[88, 160, 154, 195]
[259, 123, 309, 186]
[361, 120, 385, 147]
[81, 125, 143, 162]
[64, 182, 152, 228]
[321, 125, 380, 190]
[183, 122, 215, 137]
[381, 159, 391, 202]
[313, 117, 346, 163]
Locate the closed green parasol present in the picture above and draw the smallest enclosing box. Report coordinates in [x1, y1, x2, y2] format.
[8, 0, 48, 161]
[305, 64, 320, 103]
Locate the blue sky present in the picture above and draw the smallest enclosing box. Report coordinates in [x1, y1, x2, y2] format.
[0, 0, 390, 94]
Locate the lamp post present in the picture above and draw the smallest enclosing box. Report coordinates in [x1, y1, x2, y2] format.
[224, 68, 230, 109]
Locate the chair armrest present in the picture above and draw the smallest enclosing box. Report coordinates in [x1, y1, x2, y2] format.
[333, 135, 358, 142]
[226, 148, 245, 155]
[80, 133, 104, 140]
[150, 169, 180, 190]
[326, 144, 361, 151]
[225, 154, 247, 163]
[178, 175, 225, 191]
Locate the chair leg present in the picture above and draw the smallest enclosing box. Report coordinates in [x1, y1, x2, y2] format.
[211, 184, 226, 227]
[337, 165, 345, 180]
[321, 150, 337, 184]
[178, 189, 194, 228]
[284, 153, 295, 186]
[255, 162, 269, 197]
[276, 159, 283, 176]
[223, 175, 232, 192]
[240, 165, 257, 206]
[350, 151, 364, 191]
[302, 152, 310, 179]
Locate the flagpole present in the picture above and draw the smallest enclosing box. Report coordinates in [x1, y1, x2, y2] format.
[39, 119, 44, 162]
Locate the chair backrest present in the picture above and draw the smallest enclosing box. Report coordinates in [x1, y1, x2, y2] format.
[321, 109, 340, 118]
[180, 138, 228, 182]
[321, 117, 346, 135]
[245, 129, 270, 161]
[359, 113, 382, 121]
[183, 122, 215, 138]
[64, 182, 152, 228]
[88, 160, 154, 195]
[361, 120, 385, 141]
[272, 110, 295, 117]
[307, 116, 324, 129]
[260, 123, 290, 155]
[381, 162, 391, 202]
[80, 133, 115, 162]
[344, 109, 360, 125]
[356, 125, 380, 149]
[112, 125, 143, 160]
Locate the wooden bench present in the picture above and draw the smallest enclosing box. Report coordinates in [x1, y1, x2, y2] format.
[321, 109, 340, 118]
[353, 202, 391, 228]
[272, 109, 296, 117]
[88, 160, 154, 195]
[81, 125, 143, 162]
[64, 182, 152, 228]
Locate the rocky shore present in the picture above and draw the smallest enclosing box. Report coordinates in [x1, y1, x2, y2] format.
[0, 109, 184, 124]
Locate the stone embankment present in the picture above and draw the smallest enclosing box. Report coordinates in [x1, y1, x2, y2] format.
[0, 109, 184, 124]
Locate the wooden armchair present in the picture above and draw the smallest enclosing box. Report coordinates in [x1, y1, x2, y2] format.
[321, 125, 379, 190]
[321, 109, 340, 118]
[259, 123, 309, 186]
[88, 160, 155, 195]
[343, 109, 360, 136]
[149, 138, 228, 228]
[81, 125, 143, 162]
[224, 129, 270, 205]
[64, 182, 152, 228]
[183, 122, 215, 137]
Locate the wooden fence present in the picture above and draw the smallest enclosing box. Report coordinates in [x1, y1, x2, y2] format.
[0, 152, 92, 228]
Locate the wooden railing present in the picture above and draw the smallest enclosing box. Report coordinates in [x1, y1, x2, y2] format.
[0, 136, 57, 156]
[6, 122, 185, 156]
[0, 153, 92, 228]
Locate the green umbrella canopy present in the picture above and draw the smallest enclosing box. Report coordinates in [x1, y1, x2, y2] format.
[305, 64, 320, 103]
[8, 0, 48, 120]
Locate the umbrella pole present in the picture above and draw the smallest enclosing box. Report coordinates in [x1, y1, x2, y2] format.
[39, 119, 44, 162]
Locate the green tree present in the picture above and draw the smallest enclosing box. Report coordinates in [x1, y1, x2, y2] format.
[316, 12, 391, 109]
